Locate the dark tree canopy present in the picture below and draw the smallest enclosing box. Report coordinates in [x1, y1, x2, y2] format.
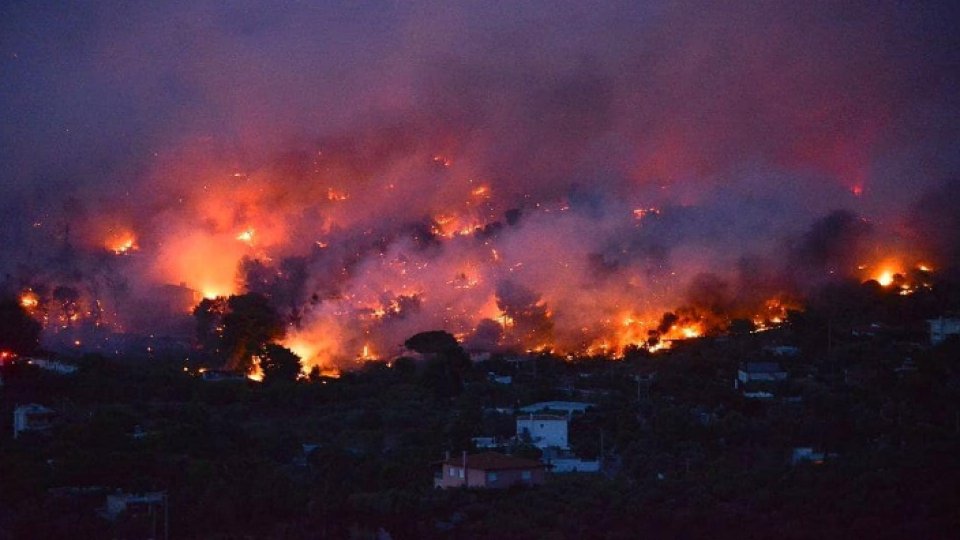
[193, 293, 284, 372]
[258, 343, 301, 384]
[0, 298, 42, 355]
[404, 331, 460, 354]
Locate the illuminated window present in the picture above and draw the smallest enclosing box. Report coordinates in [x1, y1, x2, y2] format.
[458, 468, 464, 479]
[521, 470, 531, 480]
[487, 472, 498, 482]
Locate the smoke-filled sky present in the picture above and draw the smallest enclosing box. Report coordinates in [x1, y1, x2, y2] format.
[2, 1, 959, 369]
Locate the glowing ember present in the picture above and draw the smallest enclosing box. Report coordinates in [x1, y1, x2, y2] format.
[632, 207, 661, 220]
[679, 325, 702, 339]
[876, 270, 895, 287]
[471, 185, 490, 198]
[326, 188, 350, 201]
[236, 229, 255, 244]
[20, 291, 39, 309]
[359, 344, 376, 361]
[106, 231, 138, 254]
[247, 357, 264, 382]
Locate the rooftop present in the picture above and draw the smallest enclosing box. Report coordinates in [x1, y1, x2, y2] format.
[442, 452, 546, 471]
[517, 414, 567, 421]
[741, 362, 785, 373]
[518, 401, 593, 414]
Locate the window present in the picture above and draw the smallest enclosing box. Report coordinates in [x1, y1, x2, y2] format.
[521, 470, 531, 480]
[449, 467, 456, 477]
[486, 472, 498, 482]
[458, 468, 464, 479]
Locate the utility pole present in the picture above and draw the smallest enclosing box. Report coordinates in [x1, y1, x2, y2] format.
[163, 491, 169, 540]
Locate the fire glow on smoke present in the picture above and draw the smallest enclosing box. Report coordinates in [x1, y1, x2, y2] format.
[1, 1, 956, 376]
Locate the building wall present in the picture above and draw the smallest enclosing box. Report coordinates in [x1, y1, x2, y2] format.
[437, 464, 545, 488]
[517, 417, 568, 449]
[929, 318, 960, 345]
[549, 458, 601, 473]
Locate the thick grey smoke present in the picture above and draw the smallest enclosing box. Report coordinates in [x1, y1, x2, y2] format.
[1, 1, 958, 366]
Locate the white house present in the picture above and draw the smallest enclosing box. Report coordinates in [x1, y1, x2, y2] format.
[736, 362, 787, 387]
[13, 404, 56, 439]
[518, 401, 592, 417]
[516, 414, 568, 449]
[547, 457, 601, 473]
[928, 317, 960, 346]
[103, 491, 166, 520]
[736, 362, 788, 399]
[763, 345, 800, 357]
[25, 357, 78, 374]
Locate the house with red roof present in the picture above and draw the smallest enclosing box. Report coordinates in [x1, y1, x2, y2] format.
[435, 452, 546, 489]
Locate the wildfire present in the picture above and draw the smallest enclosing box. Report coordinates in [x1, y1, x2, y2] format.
[326, 188, 350, 201]
[431, 213, 484, 238]
[20, 291, 39, 310]
[106, 231, 138, 255]
[632, 207, 661, 220]
[236, 228, 255, 244]
[859, 259, 935, 296]
[471, 185, 490, 198]
[247, 356, 264, 382]
[876, 270, 896, 287]
[358, 344, 376, 361]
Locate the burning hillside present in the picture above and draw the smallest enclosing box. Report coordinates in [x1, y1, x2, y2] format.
[1, 2, 959, 375]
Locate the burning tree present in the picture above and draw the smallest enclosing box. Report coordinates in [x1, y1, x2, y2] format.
[194, 293, 284, 373]
[0, 297, 42, 356]
[257, 343, 302, 384]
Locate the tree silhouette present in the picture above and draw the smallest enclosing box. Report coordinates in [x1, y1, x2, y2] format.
[0, 298, 41, 355]
[259, 343, 301, 384]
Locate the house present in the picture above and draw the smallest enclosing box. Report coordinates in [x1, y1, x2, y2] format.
[763, 345, 800, 357]
[25, 357, 79, 374]
[540, 447, 600, 473]
[928, 317, 960, 346]
[517, 414, 568, 449]
[518, 401, 592, 417]
[435, 452, 546, 489]
[471, 437, 502, 449]
[547, 457, 601, 473]
[790, 447, 835, 465]
[13, 404, 56, 439]
[736, 362, 788, 399]
[487, 372, 512, 385]
[102, 491, 166, 520]
[736, 362, 787, 386]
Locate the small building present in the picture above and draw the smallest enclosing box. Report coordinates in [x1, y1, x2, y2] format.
[736, 362, 787, 387]
[103, 491, 166, 520]
[928, 317, 960, 346]
[471, 437, 502, 449]
[790, 447, 835, 465]
[763, 345, 800, 357]
[517, 414, 568, 449]
[544, 455, 601, 473]
[518, 401, 592, 417]
[25, 357, 79, 374]
[736, 362, 788, 399]
[487, 372, 512, 385]
[435, 452, 546, 489]
[13, 404, 56, 439]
